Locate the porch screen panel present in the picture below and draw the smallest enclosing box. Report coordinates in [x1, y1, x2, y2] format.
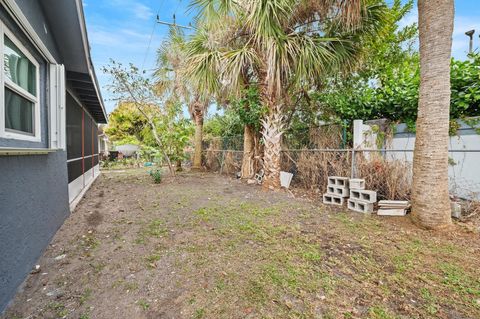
[84, 116, 92, 157]
[66, 94, 83, 161]
[93, 124, 99, 166]
[93, 124, 99, 154]
[67, 160, 82, 183]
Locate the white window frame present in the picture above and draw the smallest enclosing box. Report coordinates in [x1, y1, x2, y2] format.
[0, 22, 41, 142]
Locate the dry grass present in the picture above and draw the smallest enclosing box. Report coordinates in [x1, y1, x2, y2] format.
[281, 150, 412, 201]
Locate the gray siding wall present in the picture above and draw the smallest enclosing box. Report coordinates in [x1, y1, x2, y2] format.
[0, 3, 70, 313]
[0, 151, 70, 312]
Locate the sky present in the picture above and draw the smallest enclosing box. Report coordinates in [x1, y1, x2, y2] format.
[83, 0, 480, 114]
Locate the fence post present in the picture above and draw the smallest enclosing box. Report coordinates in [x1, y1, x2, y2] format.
[351, 120, 364, 179]
[351, 148, 356, 179]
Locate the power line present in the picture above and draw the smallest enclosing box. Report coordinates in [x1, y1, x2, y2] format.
[141, 0, 165, 72]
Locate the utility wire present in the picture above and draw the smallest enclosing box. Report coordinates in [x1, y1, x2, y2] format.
[141, 0, 165, 72]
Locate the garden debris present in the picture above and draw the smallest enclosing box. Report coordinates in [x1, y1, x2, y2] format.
[30, 265, 41, 274]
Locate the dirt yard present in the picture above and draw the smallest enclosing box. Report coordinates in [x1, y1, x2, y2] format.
[2, 169, 480, 319]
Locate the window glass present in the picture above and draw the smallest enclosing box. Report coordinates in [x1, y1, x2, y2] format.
[5, 87, 33, 134]
[4, 35, 36, 96]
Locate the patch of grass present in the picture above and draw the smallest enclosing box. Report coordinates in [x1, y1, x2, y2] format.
[193, 308, 206, 319]
[136, 219, 167, 244]
[439, 262, 480, 300]
[79, 288, 92, 305]
[48, 302, 68, 317]
[368, 306, 396, 319]
[79, 233, 100, 254]
[79, 313, 90, 319]
[137, 299, 150, 310]
[112, 279, 139, 292]
[89, 261, 106, 274]
[334, 212, 360, 230]
[124, 282, 139, 292]
[145, 252, 162, 268]
[420, 287, 438, 315]
[245, 278, 267, 304]
[214, 279, 226, 293]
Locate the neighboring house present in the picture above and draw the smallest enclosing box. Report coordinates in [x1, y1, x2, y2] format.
[0, 0, 107, 312]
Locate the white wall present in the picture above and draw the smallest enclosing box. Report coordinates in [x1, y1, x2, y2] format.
[357, 120, 480, 200]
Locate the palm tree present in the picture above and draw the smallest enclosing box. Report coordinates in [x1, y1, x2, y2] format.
[186, 0, 386, 189]
[411, 0, 454, 229]
[155, 27, 208, 171]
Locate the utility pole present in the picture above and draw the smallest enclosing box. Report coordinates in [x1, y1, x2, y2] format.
[465, 29, 475, 54]
[156, 14, 195, 30]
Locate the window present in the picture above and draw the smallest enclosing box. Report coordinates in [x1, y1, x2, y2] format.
[0, 23, 40, 142]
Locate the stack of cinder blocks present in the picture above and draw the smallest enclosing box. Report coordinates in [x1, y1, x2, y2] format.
[323, 176, 350, 206]
[347, 178, 377, 214]
[378, 200, 410, 216]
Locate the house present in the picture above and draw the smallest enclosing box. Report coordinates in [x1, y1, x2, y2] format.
[0, 0, 107, 312]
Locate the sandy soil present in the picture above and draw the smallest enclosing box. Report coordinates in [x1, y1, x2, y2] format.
[2, 168, 480, 319]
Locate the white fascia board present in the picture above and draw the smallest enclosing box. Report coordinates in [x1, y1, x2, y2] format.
[1, 0, 57, 64]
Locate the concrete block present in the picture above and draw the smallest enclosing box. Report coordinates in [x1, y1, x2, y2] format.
[327, 176, 349, 187]
[349, 178, 365, 190]
[451, 202, 462, 219]
[323, 194, 345, 206]
[377, 209, 407, 216]
[347, 199, 374, 214]
[378, 200, 410, 208]
[327, 185, 349, 197]
[350, 189, 377, 203]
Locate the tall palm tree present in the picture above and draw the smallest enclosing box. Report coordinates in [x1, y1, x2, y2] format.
[186, 0, 386, 189]
[411, 0, 454, 229]
[155, 27, 208, 170]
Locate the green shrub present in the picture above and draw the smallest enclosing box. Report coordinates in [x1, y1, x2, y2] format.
[149, 169, 162, 184]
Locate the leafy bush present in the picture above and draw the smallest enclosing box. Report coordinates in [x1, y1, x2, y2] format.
[149, 169, 162, 184]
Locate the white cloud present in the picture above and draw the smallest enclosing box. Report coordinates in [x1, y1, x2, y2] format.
[106, 0, 153, 20]
[132, 3, 154, 20]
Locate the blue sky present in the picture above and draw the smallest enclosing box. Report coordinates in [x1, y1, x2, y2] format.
[83, 0, 480, 114]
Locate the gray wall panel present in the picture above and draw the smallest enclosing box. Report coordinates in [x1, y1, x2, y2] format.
[0, 150, 70, 312]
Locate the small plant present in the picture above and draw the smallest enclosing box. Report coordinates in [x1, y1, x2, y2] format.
[149, 169, 162, 183]
[137, 299, 150, 311]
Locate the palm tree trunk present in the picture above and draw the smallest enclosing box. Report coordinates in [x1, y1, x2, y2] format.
[241, 124, 255, 179]
[411, 0, 454, 229]
[192, 117, 203, 170]
[262, 104, 284, 190]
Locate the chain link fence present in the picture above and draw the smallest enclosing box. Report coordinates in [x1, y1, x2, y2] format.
[199, 122, 480, 203]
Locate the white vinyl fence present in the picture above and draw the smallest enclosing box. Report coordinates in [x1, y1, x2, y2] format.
[355, 119, 480, 200]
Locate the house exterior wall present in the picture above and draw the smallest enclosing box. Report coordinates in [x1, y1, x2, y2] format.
[0, 151, 69, 312]
[0, 3, 68, 313]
